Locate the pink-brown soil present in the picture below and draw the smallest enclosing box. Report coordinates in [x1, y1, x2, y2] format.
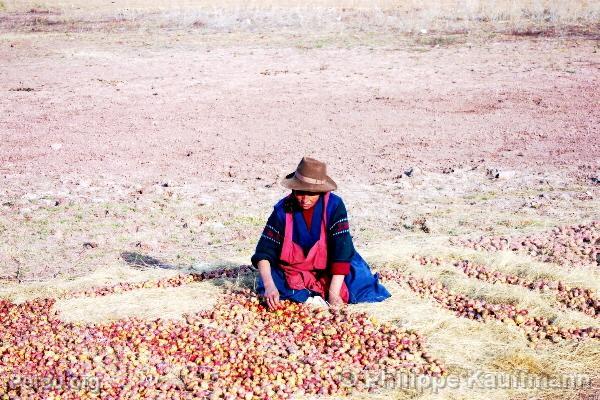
[1, 29, 599, 281]
[2, 36, 599, 183]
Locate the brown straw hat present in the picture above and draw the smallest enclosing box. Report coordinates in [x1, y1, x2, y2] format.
[280, 157, 337, 192]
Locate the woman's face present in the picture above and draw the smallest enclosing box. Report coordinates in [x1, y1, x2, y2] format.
[293, 190, 320, 210]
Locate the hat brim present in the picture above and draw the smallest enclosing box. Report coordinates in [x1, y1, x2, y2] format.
[280, 172, 337, 192]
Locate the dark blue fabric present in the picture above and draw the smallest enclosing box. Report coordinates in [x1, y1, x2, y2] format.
[343, 252, 391, 303]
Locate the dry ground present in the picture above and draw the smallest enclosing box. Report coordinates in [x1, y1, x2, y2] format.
[1, 1, 599, 399]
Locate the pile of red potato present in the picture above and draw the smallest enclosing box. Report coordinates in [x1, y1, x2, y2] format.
[451, 259, 599, 318]
[414, 256, 599, 318]
[450, 221, 599, 267]
[379, 264, 599, 345]
[0, 267, 444, 400]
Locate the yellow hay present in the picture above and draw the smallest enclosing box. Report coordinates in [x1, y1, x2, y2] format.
[54, 281, 221, 323]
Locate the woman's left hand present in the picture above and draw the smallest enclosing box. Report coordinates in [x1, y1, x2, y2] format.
[328, 292, 345, 307]
[328, 274, 345, 306]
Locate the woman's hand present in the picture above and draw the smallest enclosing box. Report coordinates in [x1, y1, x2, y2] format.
[264, 283, 281, 310]
[328, 292, 345, 307]
[328, 274, 346, 307]
[257, 260, 280, 310]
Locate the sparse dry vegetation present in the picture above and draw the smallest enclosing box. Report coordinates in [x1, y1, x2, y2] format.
[1, 0, 599, 40]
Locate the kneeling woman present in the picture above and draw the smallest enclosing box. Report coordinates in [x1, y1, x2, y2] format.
[252, 157, 391, 309]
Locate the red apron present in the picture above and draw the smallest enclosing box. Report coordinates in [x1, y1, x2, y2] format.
[279, 192, 350, 303]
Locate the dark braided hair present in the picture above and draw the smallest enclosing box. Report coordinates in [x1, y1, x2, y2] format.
[283, 193, 298, 213]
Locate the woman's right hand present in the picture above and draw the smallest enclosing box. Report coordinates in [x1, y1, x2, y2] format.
[264, 283, 280, 310]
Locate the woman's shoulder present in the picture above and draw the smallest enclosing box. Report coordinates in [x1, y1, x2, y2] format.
[274, 196, 287, 210]
[273, 195, 291, 211]
[327, 192, 345, 210]
[271, 195, 291, 222]
[328, 192, 344, 203]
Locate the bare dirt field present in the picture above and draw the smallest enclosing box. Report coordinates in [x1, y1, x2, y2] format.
[1, 1, 599, 399]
